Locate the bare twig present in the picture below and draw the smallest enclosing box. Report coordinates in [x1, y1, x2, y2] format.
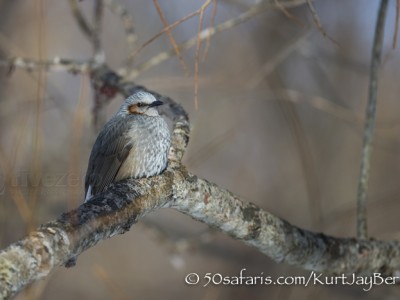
[29, 0, 48, 228]
[68, 75, 89, 210]
[104, 0, 136, 59]
[0, 57, 91, 73]
[194, 0, 212, 109]
[123, 11, 198, 71]
[203, 0, 218, 60]
[153, 0, 188, 75]
[93, 0, 104, 33]
[306, 0, 339, 46]
[93, 0, 104, 59]
[68, 0, 105, 64]
[68, 0, 94, 41]
[274, 0, 304, 25]
[393, 0, 400, 49]
[126, 3, 267, 80]
[356, 0, 388, 239]
[246, 29, 311, 88]
[123, 0, 308, 79]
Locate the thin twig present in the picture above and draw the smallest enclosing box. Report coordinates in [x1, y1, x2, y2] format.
[393, 0, 399, 49]
[124, 11, 198, 67]
[104, 0, 136, 61]
[29, 0, 48, 229]
[246, 29, 311, 88]
[356, 0, 388, 239]
[0, 57, 91, 73]
[152, 0, 188, 75]
[194, 0, 212, 109]
[68, 0, 94, 41]
[125, 0, 308, 80]
[275, 0, 294, 19]
[274, 0, 304, 25]
[119, 4, 208, 77]
[125, 3, 267, 81]
[68, 0, 105, 65]
[93, 0, 104, 60]
[68, 75, 89, 210]
[203, 0, 218, 60]
[306, 0, 339, 46]
[120, 0, 308, 77]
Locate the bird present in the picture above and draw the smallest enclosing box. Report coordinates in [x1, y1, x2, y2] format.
[84, 90, 171, 201]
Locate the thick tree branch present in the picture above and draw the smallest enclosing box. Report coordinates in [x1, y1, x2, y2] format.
[2, 65, 400, 298]
[171, 175, 400, 275]
[0, 170, 174, 299]
[1, 63, 400, 299]
[2, 162, 400, 298]
[1, 2, 400, 299]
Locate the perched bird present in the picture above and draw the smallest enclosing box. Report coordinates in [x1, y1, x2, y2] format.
[84, 90, 171, 201]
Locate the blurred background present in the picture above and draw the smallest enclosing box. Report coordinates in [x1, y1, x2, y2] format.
[1, 0, 400, 299]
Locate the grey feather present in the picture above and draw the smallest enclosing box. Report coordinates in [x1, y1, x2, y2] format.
[84, 91, 171, 202]
[85, 117, 134, 199]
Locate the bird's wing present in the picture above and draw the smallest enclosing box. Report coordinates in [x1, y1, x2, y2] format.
[84, 118, 134, 200]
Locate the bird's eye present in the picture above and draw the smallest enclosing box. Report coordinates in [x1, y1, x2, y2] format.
[137, 103, 144, 107]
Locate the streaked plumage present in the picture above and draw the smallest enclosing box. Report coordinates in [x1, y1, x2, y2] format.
[84, 91, 170, 201]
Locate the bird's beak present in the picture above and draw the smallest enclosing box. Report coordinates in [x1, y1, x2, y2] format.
[149, 100, 164, 107]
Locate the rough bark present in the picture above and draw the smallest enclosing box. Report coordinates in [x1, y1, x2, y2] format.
[2, 162, 400, 299]
[1, 1, 400, 297]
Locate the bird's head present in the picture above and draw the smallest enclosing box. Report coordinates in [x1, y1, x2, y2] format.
[119, 91, 164, 117]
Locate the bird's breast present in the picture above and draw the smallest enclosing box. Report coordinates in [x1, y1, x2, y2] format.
[116, 116, 170, 180]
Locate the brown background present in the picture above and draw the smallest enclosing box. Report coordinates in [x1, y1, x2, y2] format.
[1, 1, 400, 299]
